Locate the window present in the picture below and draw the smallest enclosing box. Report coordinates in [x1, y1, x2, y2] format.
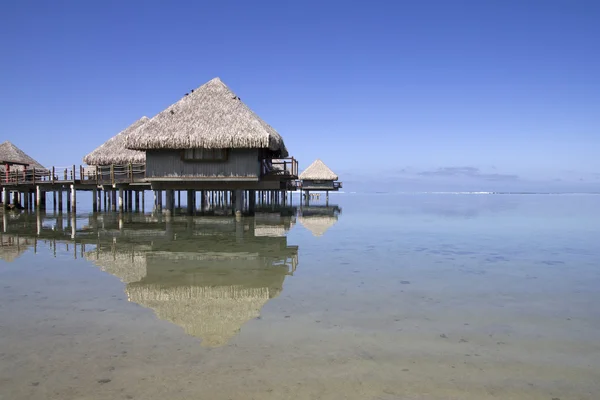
[183, 148, 228, 161]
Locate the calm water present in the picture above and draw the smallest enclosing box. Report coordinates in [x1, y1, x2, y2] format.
[1, 194, 599, 400]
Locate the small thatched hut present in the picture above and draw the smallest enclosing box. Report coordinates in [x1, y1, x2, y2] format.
[83, 117, 149, 166]
[0, 141, 46, 181]
[298, 159, 342, 192]
[124, 77, 291, 180]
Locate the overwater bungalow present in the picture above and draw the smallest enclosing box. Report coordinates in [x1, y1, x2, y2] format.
[124, 77, 298, 213]
[0, 141, 46, 182]
[0, 141, 47, 207]
[79, 214, 298, 347]
[298, 159, 342, 203]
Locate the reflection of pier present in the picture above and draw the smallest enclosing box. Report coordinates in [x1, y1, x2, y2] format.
[298, 204, 341, 237]
[1, 211, 299, 347]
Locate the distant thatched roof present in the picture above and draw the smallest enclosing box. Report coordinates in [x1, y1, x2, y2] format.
[0, 141, 45, 169]
[125, 78, 288, 157]
[299, 215, 338, 237]
[299, 159, 338, 181]
[83, 117, 149, 165]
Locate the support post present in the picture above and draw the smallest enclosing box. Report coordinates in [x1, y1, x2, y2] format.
[36, 186, 42, 209]
[127, 190, 133, 211]
[186, 190, 194, 215]
[234, 189, 243, 217]
[92, 188, 98, 212]
[118, 188, 124, 212]
[58, 189, 63, 213]
[2, 188, 8, 209]
[70, 184, 76, 213]
[249, 190, 256, 215]
[165, 190, 175, 215]
[141, 191, 145, 213]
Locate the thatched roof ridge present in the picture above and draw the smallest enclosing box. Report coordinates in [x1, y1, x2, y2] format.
[125, 77, 289, 157]
[83, 117, 149, 165]
[0, 141, 45, 169]
[299, 159, 338, 181]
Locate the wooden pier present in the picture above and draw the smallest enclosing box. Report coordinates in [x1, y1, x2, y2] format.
[0, 162, 300, 215]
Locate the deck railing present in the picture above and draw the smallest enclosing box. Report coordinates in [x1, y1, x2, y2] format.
[0, 164, 146, 186]
[261, 158, 298, 179]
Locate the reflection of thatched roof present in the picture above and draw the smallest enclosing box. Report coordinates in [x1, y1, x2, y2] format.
[299, 215, 338, 237]
[126, 284, 275, 348]
[0, 235, 32, 262]
[83, 117, 149, 165]
[299, 159, 338, 181]
[0, 141, 45, 168]
[125, 78, 288, 157]
[84, 247, 148, 283]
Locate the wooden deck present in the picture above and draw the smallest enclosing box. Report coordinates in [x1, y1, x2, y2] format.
[0, 158, 300, 191]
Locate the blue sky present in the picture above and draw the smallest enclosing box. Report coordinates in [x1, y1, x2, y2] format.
[1, 0, 598, 192]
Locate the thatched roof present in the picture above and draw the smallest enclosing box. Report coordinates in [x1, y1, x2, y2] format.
[299, 215, 338, 237]
[299, 159, 338, 181]
[125, 77, 288, 157]
[83, 117, 149, 166]
[0, 141, 45, 168]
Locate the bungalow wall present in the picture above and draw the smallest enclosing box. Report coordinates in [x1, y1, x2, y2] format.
[145, 149, 260, 179]
[301, 180, 336, 190]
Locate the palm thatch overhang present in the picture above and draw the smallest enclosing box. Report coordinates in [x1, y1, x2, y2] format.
[83, 117, 149, 166]
[299, 159, 338, 181]
[0, 141, 46, 171]
[124, 77, 289, 157]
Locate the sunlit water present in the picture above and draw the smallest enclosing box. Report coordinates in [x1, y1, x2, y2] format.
[1, 194, 599, 400]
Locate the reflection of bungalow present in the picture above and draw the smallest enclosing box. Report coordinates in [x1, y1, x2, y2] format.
[82, 117, 148, 182]
[299, 215, 339, 237]
[0, 234, 33, 262]
[299, 205, 341, 237]
[298, 159, 342, 194]
[124, 78, 298, 211]
[80, 215, 298, 347]
[254, 212, 294, 237]
[126, 249, 293, 347]
[84, 243, 151, 284]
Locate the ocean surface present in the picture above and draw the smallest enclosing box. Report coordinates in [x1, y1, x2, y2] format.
[1, 194, 599, 400]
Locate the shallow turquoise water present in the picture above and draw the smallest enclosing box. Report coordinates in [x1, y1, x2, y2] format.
[1, 194, 599, 399]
